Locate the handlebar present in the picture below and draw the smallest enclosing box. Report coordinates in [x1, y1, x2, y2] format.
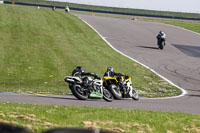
[94, 75, 101, 80]
[116, 73, 129, 79]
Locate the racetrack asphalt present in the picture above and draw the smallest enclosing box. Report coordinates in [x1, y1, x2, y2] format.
[1, 14, 200, 114]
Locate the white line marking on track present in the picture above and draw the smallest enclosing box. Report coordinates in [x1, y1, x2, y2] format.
[78, 16, 187, 99]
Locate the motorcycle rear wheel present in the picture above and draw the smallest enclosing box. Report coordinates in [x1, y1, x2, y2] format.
[71, 84, 88, 100]
[103, 88, 113, 102]
[159, 41, 165, 50]
[159, 45, 163, 50]
[109, 84, 122, 100]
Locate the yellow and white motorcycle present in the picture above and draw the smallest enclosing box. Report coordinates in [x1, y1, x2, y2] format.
[103, 74, 139, 100]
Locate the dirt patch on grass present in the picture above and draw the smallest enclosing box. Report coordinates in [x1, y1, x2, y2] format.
[0, 119, 18, 125]
[83, 121, 100, 129]
[43, 122, 56, 127]
[0, 113, 5, 117]
[83, 120, 152, 133]
[8, 114, 41, 122]
[166, 131, 173, 133]
[1, 113, 57, 130]
[183, 123, 200, 132]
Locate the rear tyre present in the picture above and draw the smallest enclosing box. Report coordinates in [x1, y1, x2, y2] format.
[159, 44, 163, 50]
[109, 84, 122, 100]
[159, 41, 164, 50]
[103, 88, 113, 102]
[71, 84, 88, 100]
[132, 89, 139, 100]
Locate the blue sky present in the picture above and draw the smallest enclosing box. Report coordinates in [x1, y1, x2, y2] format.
[51, 0, 200, 13]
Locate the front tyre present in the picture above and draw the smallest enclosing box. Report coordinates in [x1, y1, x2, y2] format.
[132, 89, 139, 100]
[71, 84, 88, 100]
[103, 88, 113, 102]
[109, 84, 122, 100]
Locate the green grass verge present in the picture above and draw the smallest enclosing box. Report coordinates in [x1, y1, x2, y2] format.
[5, 0, 200, 19]
[0, 102, 200, 133]
[1, 4, 200, 133]
[0, 4, 181, 98]
[143, 18, 200, 34]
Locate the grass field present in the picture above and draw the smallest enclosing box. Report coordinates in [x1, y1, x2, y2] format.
[0, 4, 181, 98]
[147, 19, 200, 34]
[1, 102, 200, 133]
[1, 4, 200, 133]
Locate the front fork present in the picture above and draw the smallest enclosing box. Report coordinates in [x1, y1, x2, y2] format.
[121, 84, 131, 98]
[128, 86, 134, 97]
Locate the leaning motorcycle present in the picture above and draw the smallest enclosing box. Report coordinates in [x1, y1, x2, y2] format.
[157, 35, 166, 50]
[64, 75, 113, 102]
[103, 74, 139, 100]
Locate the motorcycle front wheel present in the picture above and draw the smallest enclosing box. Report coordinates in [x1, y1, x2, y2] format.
[71, 84, 88, 100]
[109, 84, 122, 100]
[103, 88, 113, 102]
[132, 89, 139, 100]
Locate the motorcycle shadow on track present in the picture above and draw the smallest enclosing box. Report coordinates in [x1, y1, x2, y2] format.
[33, 94, 77, 100]
[186, 89, 200, 92]
[33, 94, 112, 102]
[187, 94, 200, 98]
[136, 46, 159, 50]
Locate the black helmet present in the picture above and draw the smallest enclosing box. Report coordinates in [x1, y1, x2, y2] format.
[159, 31, 164, 35]
[107, 67, 114, 72]
[76, 66, 84, 73]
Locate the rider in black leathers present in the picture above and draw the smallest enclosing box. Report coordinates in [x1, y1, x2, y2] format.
[68, 66, 99, 89]
[156, 31, 166, 46]
[104, 67, 128, 80]
[72, 66, 98, 78]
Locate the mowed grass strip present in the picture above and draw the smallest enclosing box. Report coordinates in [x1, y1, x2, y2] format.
[146, 19, 200, 34]
[0, 102, 200, 133]
[5, 0, 200, 19]
[0, 4, 181, 97]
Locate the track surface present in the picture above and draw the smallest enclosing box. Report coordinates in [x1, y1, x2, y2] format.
[1, 15, 200, 114]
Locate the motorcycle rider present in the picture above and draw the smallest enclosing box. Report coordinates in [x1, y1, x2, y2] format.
[103, 67, 138, 100]
[71, 66, 101, 98]
[156, 31, 166, 46]
[104, 67, 128, 79]
[65, 6, 70, 12]
[72, 66, 98, 78]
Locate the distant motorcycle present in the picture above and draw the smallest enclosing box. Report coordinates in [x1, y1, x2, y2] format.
[64, 75, 113, 102]
[157, 31, 166, 50]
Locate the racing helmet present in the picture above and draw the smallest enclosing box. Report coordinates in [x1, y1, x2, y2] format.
[159, 31, 164, 36]
[76, 66, 84, 73]
[107, 67, 114, 73]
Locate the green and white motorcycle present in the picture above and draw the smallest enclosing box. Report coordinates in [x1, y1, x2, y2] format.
[64, 75, 113, 102]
